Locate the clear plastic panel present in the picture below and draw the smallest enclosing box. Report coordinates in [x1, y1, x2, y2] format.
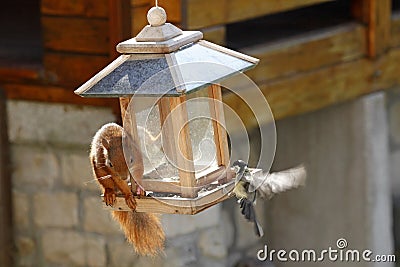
[132, 97, 179, 181]
[186, 89, 219, 177]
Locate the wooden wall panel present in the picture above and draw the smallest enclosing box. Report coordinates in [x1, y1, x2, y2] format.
[108, 0, 132, 59]
[3, 83, 119, 107]
[182, 0, 330, 29]
[202, 26, 226, 45]
[131, 0, 150, 7]
[41, 0, 108, 18]
[132, 4, 151, 35]
[351, 0, 392, 57]
[224, 58, 374, 125]
[375, 48, 400, 90]
[244, 23, 367, 84]
[392, 13, 400, 47]
[44, 53, 109, 88]
[0, 89, 12, 267]
[42, 17, 109, 54]
[158, 0, 181, 23]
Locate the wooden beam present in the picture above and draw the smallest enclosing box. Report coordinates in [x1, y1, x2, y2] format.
[44, 53, 110, 88]
[158, 0, 181, 24]
[202, 25, 226, 45]
[243, 23, 367, 84]
[392, 13, 400, 48]
[168, 96, 196, 198]
[182, 0, 330, 29]
[0, 89, 13, 267]
[0, 67, 42, 84]
[208, 85, 230, 168]
[131, 0, 150, 7]
[42, 17, 109, 55]
[131, 4, 151, 36]
[109, 0, 132, 59]
[351, 0, 392, 57]
[41, 0, 109, 18]
[227, 45, 400, 123]
[224, 58, 375, 126]
[2, 83, 120, 113]
[374, 48, 400, 90]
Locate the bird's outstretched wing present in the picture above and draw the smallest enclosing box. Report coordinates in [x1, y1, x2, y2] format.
[253, 165, 307, 199]
[239, 198, 264, 237]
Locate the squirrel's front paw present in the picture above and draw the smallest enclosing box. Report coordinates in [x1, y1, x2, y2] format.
[104, 188, 116, 206]
[125, 194, 137, 210]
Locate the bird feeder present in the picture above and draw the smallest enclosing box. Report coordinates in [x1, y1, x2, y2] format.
[75, 6, 259, 214]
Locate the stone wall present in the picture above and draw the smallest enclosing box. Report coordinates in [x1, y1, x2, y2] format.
[265, 92, 394, 267]
[387, 87, 400, 266]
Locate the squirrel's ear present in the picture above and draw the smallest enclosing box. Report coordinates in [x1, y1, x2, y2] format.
[102, 139, 110, 149]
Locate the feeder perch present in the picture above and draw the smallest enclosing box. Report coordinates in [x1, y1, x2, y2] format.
[75, 6, 259, 214]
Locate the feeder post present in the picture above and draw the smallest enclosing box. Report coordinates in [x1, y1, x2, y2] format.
[208, 84, 230, 183]
[168, 96, 197, 198]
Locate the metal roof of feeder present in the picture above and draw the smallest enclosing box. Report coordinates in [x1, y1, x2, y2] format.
[74, 6, 259, 97]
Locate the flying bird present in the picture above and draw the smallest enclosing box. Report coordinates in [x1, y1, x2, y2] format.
[231, 160, 307, 237]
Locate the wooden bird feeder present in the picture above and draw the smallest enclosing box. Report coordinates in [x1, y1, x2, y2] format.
[75, 6, 259, 214]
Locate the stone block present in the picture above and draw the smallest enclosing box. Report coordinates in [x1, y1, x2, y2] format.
[83, 196, 122, 235]
[220, 209, 235, 249]
[33, 192, 78, 228]
[133, 255, 164, 267]
[108, 238, 138, 267]
[42, 230, 106, 267]
[12, 191, 30, 230]
[198, 226, 228, 259]
[7, 100, 115, 146]
[61, 151, 99, 191]
[11, 145, 59, 188]
[162, 204, 221, 238]
[391, 150, 400, 195]
[161, 234, 198, 267]
[86, 235, 107, 267]
[389, 99, 400, 145]
[15, 236, 35, 256]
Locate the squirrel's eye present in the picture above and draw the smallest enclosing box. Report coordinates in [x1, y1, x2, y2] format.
[109, 162, 113, 167]
[130, 158, 133, 164]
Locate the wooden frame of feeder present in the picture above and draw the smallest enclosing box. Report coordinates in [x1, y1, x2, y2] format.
[115, 84, 235, 214]
[74, 6, 259, 214]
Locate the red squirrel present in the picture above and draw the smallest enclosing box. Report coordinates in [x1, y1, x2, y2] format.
[90, 123, 165, 256]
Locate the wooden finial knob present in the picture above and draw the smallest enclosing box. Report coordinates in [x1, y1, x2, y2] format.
[147, 6, 167, 27]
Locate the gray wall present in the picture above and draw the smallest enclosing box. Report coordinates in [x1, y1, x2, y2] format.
[266, 92, 394, 267]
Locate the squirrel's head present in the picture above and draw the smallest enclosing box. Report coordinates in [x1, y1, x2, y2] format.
[101, 133, 143, 182]
[102, 136, 130, 180]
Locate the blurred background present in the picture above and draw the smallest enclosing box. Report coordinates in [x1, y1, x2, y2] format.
[0, 0, 399, 266]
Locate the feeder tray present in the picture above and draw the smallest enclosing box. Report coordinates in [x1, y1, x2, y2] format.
[75, 6, 259, 214]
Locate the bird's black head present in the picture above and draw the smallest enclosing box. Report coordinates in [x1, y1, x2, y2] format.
[233, 160, 248, 173]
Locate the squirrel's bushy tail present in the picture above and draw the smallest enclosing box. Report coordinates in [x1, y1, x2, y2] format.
[112, 211, 165, 256]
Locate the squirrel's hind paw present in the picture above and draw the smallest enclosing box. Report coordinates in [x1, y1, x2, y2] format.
[125, 195, 137, 210]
